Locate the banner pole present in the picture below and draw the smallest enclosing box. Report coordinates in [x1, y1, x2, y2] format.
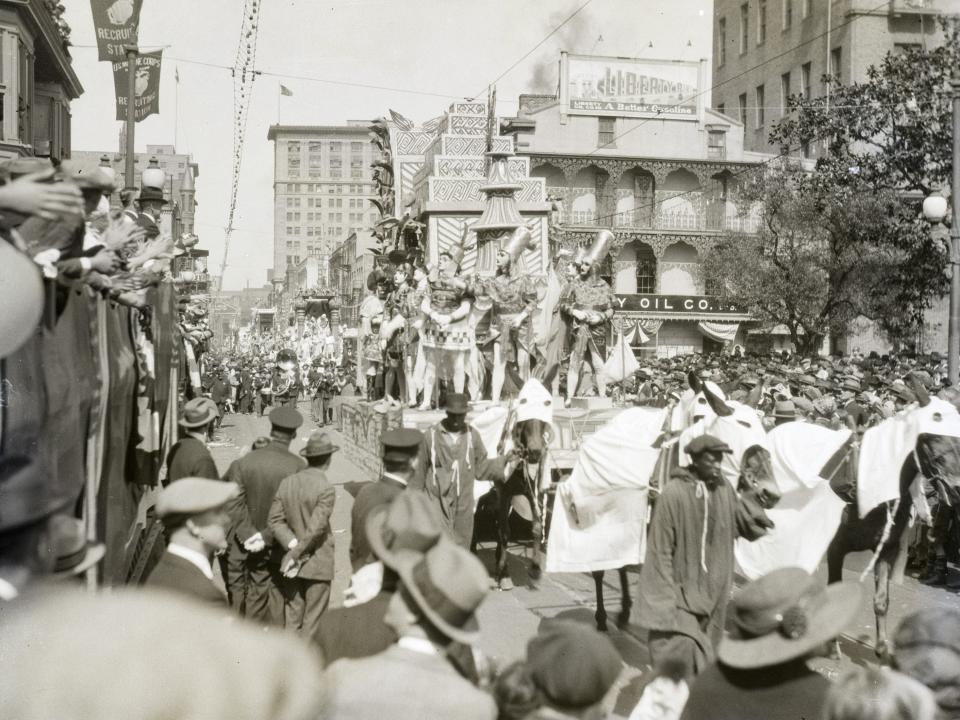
[124, 45, 138, 194]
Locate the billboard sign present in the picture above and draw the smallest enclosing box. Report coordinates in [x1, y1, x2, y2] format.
[561, 54, 700, 120]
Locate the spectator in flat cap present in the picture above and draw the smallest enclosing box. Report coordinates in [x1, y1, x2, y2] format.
[494, 620, 622, 720]
[222, 406, 305, 623]
[681, 567, 862, 720]
[637, 434, 773, 678]
[166, 397, 220, 483]
[350, 427, 424, 572]
[893, 606, 960, 719]
[267, 430, 338, 638]
[823, 666, 937, 720]
[145, 478, 239, 608]
[319, 536, 497, 720]
[317, 490, 443, 666]
[0, 589, 323, 720]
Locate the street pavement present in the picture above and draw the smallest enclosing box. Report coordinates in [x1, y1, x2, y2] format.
[208, 404, 959, 717]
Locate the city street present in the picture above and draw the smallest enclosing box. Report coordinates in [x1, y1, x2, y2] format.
[208, 404, 959, 716]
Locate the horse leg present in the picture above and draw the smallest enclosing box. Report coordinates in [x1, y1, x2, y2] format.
[496, 490, 513, 591]
[874, 557, 891, 660]
[528, 510, 543, 587]
[617, 566, 632, 629]
[593, 571, 608, 632]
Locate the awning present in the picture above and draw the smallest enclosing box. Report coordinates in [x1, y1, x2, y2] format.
[697, 320, 740, 344]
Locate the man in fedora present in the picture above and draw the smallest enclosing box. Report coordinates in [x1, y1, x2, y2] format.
[267, 430, 338, 637]
[412, 393, 510, 548]
[223, 407, 305, 623]
[636, 434, 774, 678]
[771, 399, 797, 427]
[146, 478, 239, 608]
[134, 185, 166, 240]
[319, 536, 497, 720]
[167, 397, 220, 483]
[318, 491, 443, 665]
[46, 513, 106, 583]
[350, 427, 424, 571]
[681, 567, 862, 720]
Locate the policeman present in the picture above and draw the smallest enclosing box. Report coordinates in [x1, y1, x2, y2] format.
[223, 407, 305, 623]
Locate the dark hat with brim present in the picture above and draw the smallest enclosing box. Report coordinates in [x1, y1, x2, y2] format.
[48, 514, 106, 579]
[365, 492, 443, 571]
[443, 393, 469, 414]
[381, 428, 423, 463]
[718, 567, 863, 669]
[179, 397, 219, 428]
[299, 430, 338, 457]
[138, 186, 169, 205]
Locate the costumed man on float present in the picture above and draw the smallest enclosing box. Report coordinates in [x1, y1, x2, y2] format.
[358, 269, 390, 400]
[381, 262, 414, 405]
[419, 236, 473, 410]
[559, 229, 616, 406]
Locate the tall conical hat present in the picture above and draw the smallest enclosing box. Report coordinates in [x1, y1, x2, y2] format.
[501, 225, 536, 265]
[583, 229, 615, 266]
[514, 379, 554, 426]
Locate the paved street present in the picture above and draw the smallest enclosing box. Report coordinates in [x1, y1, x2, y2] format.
[209, 405, 959, 717]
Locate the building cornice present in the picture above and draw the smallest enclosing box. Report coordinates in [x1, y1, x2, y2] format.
[267, 124, 373, 141]
[16, 0, 83, 99]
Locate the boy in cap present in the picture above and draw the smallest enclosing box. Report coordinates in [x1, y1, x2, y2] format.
[223, 407, 305, 623]
[146, 478, 239, 608]
[267, 430, 339, 637]
[166, 397, 220, 483]
[636, 435, 774, 678]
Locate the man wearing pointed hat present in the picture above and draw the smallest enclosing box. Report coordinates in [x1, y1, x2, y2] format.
[318, 536, 497, 720]
[559, 229, 617, 406]
[167, 397, 220, 483]
[267, 430, 338, 637]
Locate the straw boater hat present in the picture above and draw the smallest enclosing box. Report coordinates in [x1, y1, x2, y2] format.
[718, 567, 862, 669]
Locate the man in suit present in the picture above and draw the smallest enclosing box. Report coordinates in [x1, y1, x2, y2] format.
[349, 428, 423, 571]
[268, 430, 338, 637]
[166, 398, 219, 483]
[317, 490, 443, 665]
[319, 536, 496, 720]
[146, 478, 238, 607]
[224, 407, 305, 623]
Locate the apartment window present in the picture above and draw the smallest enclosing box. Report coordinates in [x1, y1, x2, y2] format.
[308, 141, 322, 153]
[351, 141, 363, 152]
[597, 117, 616, 147]
[329, 141, 341, 153]
[739, 4, 749, 54]
[757, 0, 767, 45]
[287, 141, 300, 154]
[738, 93, 748, 126]
[780, 71, 790, 112]
[755, 84, 765, 127]
[286, 226, 293, 234]
[335, 198, 343, 207]
[830, 47, 842, 83]
[331, 168, 342, 178]
[286, 211, 293, 221]
[801, 0, 811, 18]
[307, 197, 314, 208]
[707, 130, 727, 160]
[717, 103, 726, 117]
[801, 62, 812, 99]
[782, 0, 792, 30]
[718, 18, 727, 66]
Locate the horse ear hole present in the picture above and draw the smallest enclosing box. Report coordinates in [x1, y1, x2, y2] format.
[519, 398, 528, 404]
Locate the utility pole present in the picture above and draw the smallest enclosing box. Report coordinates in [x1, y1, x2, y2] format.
[124, 45, 138, 195]
[949, 67, 960, 384]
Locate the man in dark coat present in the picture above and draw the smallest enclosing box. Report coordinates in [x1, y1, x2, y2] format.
[268, 430, 338, 638]
[146, 478, 238, 608]
[636, 435, 773, 678]
[166, 398, 219, 483]
[349, 428, 423, 571]
[239, 369, 254, 414]
[223, 407, 305, 623]
[209, 374, 230, 429]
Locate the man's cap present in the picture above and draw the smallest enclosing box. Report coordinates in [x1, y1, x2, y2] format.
[179, 397, 218, 428]
[393, 535, 489, 645]
[792, 396, 815, 415]
[892, 385, 917, 404]
[526, 620, 622, 709]
[268, 407, 303, 431]
[894, 606, 960, 657]
[842, 377, 862, 392]
[381, 428, 423, 463]
[773, 400, 796, 420]
[686, 434, 733, 456]
[718, 567, 862, 669]
[137, 186, 169, 204]
[798, 374, 817, 386]
[46, 514, 105, 579]
[443, 393, 469, 414]
[300, 430, 338, 458]
[156, 478, 238, 520]
[366, 491, 443, 570]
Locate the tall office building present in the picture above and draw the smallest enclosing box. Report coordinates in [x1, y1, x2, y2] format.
[712, 0, 950, 155]
[267, 123, 379, 284]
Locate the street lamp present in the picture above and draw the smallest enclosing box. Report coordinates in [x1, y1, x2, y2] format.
[925, 181, 960, 385]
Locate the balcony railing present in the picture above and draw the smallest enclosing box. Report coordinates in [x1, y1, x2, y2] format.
[566, 207, 759, 233]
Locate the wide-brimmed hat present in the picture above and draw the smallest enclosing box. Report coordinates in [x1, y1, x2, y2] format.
[527, 620, 622, 709]
[47, 514, 106, 579]
[366, 492, 443, 570]
[137, 186, 168, 205]
[179, 397, 218, 428]
[718, 567, 863, 669]
[300, 430, 338, 457]
[443, 393, 469, 414]
[393, 535, 489, 645]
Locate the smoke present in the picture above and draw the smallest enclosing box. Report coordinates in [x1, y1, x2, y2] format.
[525, 5, 594, 95]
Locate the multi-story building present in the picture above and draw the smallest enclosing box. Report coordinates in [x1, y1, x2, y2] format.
[501, 53, 766, 356]
[267, 123, 380, 283]
[0, 0, 82, 159]
[72, 141, 199, 239]
[330, 231, 376, 327]
[712, 0, 949, 155]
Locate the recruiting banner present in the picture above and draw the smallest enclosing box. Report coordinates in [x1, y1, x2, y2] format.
[90, 0, 143, 61]
[561, 54, 700, 120]
[113, 50, 162, 122]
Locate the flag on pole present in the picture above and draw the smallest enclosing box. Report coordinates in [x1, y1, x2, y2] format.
[280, 84, 293, 96]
